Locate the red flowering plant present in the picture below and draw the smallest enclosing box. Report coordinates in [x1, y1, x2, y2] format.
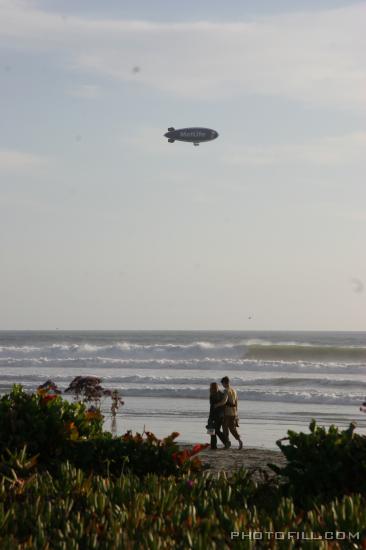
[121, 431, 209, 475]
[64, 430, 209, 477]
[172, 443, 209, 472]
[37, 389, 58, 405]
[85, 406, 104, 422]
[76, 430, 208, 476]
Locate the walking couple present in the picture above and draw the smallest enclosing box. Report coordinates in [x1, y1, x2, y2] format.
[206, 376, 243, 450]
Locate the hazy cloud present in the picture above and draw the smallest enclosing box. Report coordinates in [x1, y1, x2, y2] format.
[223, 132, 366, 167]
[0, 149, 47, 172]
[66, 84, 101, 99]
[1, 1, 366, 108]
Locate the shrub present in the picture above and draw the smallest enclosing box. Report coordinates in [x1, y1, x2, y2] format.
[0, 386, 207, 477]
[66, 432, 206, 477]
[271, 420, 366, 506]
[0, 385, 104, 465]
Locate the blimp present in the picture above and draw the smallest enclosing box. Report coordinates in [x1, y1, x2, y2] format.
[164, 127, 219, 146]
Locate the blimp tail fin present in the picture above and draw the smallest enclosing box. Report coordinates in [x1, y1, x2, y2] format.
[168, 127, 175, 131]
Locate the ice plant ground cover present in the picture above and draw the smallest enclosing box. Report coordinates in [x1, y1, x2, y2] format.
[1, 386, 366, 548]
[0, 454, 365, 549]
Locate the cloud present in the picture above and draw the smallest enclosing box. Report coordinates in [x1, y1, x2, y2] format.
[1, 1, 366, 109]
[0, 149, 47, 171]
[222, 132, 366, 167]
[66, 84, 101, 99]
[120, 127, 168, 153]
[331, 208, 366, 223]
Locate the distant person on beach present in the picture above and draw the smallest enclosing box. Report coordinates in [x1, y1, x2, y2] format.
[206, 382, 226, 449]
[214, 376, 243, 450]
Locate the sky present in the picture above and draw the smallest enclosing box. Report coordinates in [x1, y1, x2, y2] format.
[0, 0, 365, 331]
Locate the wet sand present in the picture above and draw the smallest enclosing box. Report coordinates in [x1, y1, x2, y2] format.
[197, 445, 287, 478]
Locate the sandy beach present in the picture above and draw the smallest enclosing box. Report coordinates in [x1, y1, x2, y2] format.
[196, 445, 287, 478]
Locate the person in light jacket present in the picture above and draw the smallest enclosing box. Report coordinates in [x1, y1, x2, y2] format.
[214, 376, 243, 449]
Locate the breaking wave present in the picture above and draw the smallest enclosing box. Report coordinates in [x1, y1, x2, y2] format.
[118, 387, 363, 406]
[1, 372, 365, 389]
[1, 332, 365, 412]
[1, 356, 364, 376]
[244, 341, 366, 361]
[0, 372, 364, 407]
[1, 338, 365, 363]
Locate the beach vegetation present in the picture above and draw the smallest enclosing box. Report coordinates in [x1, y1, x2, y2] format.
[0, 385, 103, 463]
[65, 431, 206, 477]
[0, 385, 206, 477]
[271, 420, 366, 507]
[1, 386, 366, 547]
[1, 457, 365, 549]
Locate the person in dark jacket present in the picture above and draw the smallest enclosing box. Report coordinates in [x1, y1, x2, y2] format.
[206, 382, 226, 449]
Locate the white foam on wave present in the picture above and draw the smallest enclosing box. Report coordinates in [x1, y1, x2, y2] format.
[244, 338, 366, 349]
[2, 372, 364, 390]
[0, 369, 363, 407]
[56, 374, 364, 389]
[112, 386, 364, 406]
[0, 340, 249, 355]
[0, 345, 40, 353]
[1, 355, 364, 376]
[1, 337, 365, 365]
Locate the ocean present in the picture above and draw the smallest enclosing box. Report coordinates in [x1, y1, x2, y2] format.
[1, 330, 365, 449]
